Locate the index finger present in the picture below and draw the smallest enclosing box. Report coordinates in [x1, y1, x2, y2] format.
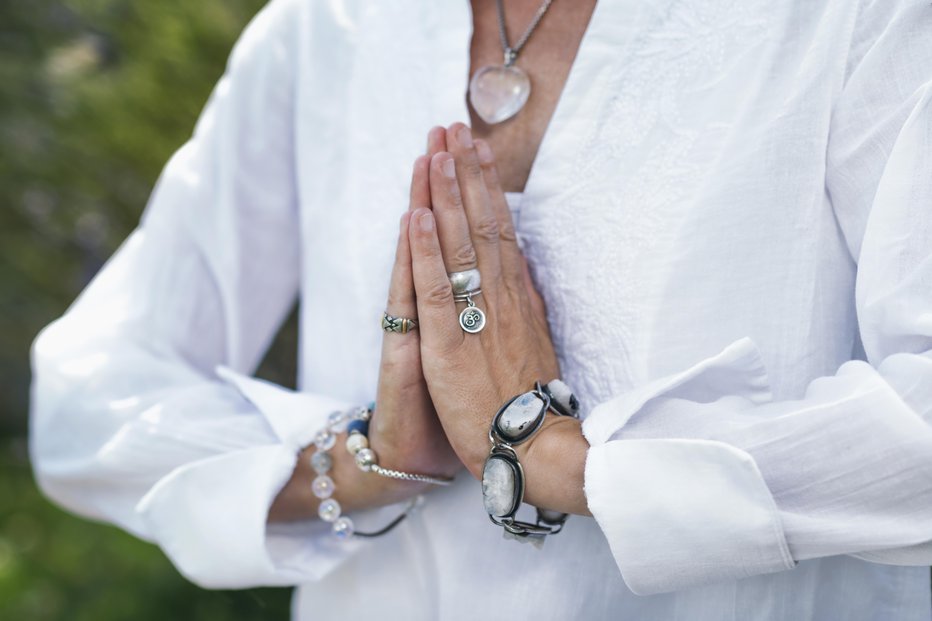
[385, 156, 431, 335]
[409, 208, 462, 355]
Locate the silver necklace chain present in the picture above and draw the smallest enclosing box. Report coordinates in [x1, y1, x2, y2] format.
[496, 0, 555, 66]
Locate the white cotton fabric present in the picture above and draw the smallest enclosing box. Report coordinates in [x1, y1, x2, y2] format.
[29, 0, 932, 618]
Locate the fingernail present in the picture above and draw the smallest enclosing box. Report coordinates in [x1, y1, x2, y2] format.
[475, 140, 493, 164]
[457, 126, 473, 148]
[400, 211, 410, 229]
[418, 210, 434, 232]
[442, 158, 456, 178]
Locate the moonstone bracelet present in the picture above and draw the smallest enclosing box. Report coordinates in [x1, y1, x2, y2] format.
[481, 380, 580, 546]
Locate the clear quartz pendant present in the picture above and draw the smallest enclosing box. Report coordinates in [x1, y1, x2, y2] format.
[469, 64, 531, 125]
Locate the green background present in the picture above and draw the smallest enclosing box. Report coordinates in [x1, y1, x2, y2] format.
[2, 1, 931, 618]
[0, 1, 298, 618]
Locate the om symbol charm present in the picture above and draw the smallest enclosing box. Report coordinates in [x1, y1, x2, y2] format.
[458, 293, 486, 334]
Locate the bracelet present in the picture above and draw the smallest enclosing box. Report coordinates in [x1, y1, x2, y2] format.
[345, 404, 455, 486]
[481, 379, 580, 546]
[310, 405, 422, 539]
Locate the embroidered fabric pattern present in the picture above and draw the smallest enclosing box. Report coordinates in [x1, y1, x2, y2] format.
[521, 0, 777, 407]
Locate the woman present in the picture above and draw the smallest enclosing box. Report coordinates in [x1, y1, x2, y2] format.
[30, 0, 932, 619]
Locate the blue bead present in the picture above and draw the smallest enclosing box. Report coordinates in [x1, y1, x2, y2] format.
[347, 419, 369, 437]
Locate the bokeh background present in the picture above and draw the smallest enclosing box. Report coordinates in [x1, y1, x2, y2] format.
[1, 1, 299, 618]
[3, 1, 931, 619]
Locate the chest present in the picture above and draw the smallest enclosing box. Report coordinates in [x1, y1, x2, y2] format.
[295, 0, 860, 403]
[468, 0, 597, 192]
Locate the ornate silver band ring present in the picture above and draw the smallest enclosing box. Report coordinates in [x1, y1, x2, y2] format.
[381, 312, 418, 334]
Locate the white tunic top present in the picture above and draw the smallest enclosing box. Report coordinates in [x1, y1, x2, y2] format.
[29, 0, 932, 618]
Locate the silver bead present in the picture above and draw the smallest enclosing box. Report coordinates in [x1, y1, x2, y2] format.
[352, 406, 371, 422]
[310, 450, 332, 475]
[332, 516, 355, 540]
[354, 448, 377, 472]
[345, 432, 369, 455]
[318, 498, 341, 523]
[314, 429, 336, 451]
[311, 475, 335, 499]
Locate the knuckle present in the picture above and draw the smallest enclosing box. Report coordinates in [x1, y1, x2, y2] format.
[472, 215, 500, 244]
[446, 184, 464, 208]
[480, 161, 500, 183]
[462, 158, 483, 178]
[423, 279, 454, 306]
[498, 222, 518, 244]
[420, 238, 444, 260]
[451, 242, 478, 267]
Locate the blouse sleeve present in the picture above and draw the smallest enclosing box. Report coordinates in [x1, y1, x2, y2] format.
[29, 0, 390, 589]
[582, 0, 932, 596]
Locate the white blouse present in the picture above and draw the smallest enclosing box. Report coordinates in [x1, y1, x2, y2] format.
[30, 0, 932, 619]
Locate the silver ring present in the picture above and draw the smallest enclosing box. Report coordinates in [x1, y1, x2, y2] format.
[381, 312, 418, 334]
[448, 268, 482, 295]
[452, 288, 482, 303]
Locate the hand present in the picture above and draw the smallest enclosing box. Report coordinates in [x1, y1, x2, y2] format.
[360, 131, 463, 506]
[269, 132, 460, 521]
[406, 123, 590, 516]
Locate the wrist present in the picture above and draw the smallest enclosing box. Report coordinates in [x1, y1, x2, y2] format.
[268, 432, 427, 525]
[517, 415, 591, 517]
[476, 380, 591, 545]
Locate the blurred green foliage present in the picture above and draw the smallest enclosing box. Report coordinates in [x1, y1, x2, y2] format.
[0, 0, 296, 618]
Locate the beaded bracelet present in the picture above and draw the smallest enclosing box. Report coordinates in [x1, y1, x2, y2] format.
[309, 405, 420, 539]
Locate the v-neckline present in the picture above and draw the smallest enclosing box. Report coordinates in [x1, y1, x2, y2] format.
[434, 0, 653, 207]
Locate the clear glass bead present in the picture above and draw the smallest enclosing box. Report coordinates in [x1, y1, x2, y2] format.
[311, 475, 335, 499]
[352, 406, 371, 422]
[332, 516, 355, 540]
[327, 410, 347, 432]
[318, 498, 341, 523]
[313, 429, 336, 451]
[310, 450, 332, 475]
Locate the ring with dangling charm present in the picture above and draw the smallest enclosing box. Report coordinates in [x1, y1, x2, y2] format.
[448, 269, 486, 334]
